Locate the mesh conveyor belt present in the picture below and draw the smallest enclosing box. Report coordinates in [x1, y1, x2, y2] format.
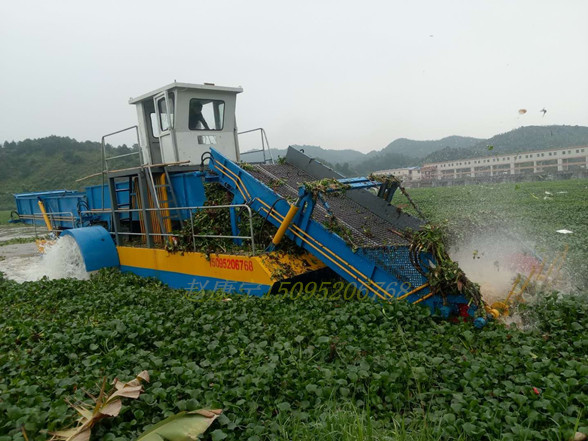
[356, 247, 427, 287]
[249, 163, 410, 248]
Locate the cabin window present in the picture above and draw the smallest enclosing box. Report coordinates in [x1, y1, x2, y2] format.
[157, 93, 175, 131]
[150, 112, 160, 137]
[189, 99, 225, 131]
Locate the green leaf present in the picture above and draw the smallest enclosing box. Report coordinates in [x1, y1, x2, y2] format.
[443, 413, 456, 424]
[277, 402, 291, 411]
[211, 429, 228, 441]
[463, 422, 476, 434]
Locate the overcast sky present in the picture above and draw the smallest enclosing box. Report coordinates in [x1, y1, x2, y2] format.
[1, 0, 587, 153]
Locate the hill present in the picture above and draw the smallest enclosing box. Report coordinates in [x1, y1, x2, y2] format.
[349, 136, 480, 174]
[422, 125, 588, 164]
[241, 144, 365, 165]
[241, 144, 369, 176]
[376, 135, 481, 159]
[241, 138, 479, 173]
[244, 127, 588, 175]
[0, 136, 140, 210]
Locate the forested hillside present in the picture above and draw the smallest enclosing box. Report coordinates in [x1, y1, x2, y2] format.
[422, 125, 588, 164]
[375, 135, 482, 158]
[0, 136, 139, 210]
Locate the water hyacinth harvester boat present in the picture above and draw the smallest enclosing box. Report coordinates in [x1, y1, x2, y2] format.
[13, 82, 489, 324]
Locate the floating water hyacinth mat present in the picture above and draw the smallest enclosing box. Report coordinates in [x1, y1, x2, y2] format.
[0, 269, 586, 440]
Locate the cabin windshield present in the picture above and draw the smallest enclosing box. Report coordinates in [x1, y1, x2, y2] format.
[189, 98, 225, 131]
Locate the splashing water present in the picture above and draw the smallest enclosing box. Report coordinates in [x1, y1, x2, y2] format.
[0, 236, 89, 282]
[449, 233, 541, 305]
[448, 232, 573, 329]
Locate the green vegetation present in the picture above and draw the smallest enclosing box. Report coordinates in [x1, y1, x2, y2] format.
[0, 237, 37, 247]
[304, 178, 351, 199]
[377, 136, 482, 160]
[165, 183, 237, 255]
[409, 225, 483, 308]
[322, 215, 357, 250]
[0, 136, 139, 210]
[0, 211, 11, 224]
[396, 179, 588, 289]
[165, 183, 300, 259]
[0, 270, 586, 440]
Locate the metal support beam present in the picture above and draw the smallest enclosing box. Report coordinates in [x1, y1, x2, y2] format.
[108, 176, 122, 246]
[137, 171, 154, 248]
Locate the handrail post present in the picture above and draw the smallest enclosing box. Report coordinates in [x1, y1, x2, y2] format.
[244, 205, 256, 254]
[190, 209, 196, 252]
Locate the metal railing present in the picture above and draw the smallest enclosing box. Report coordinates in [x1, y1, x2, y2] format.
[101, 125, 143, 210]
[101, 125, 142, 171]
[16, 211, 76, 236]
[238, 128, 274, 164]
[81, 204, 256, 254]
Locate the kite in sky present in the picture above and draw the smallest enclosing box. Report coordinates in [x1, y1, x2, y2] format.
[540, 108, 547, 117]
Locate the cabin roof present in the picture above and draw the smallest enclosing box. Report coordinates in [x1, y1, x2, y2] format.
[129, 82, 243, 104]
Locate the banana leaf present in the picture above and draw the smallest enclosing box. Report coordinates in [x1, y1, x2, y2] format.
[136, 409, 223, 441]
